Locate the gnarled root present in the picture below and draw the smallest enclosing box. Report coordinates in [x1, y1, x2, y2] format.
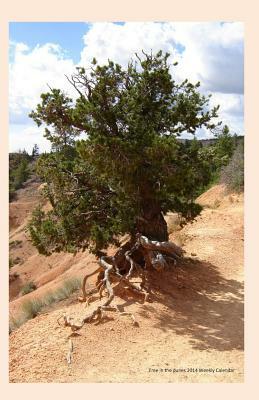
[60, 234, 184, 364]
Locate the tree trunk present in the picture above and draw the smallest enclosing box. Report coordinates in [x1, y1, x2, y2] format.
[136, 199, 168, 242]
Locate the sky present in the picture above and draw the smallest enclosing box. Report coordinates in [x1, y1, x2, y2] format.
[9, 21, 244, 153]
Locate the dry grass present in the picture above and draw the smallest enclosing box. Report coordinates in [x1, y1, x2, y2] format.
[20, 281, 37, 296]
[21, 298, 43, 319]
[9, 277, 82, 333]
[220, 143, 244, 193]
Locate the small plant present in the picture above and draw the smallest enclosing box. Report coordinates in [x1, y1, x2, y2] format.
[9, 314, 26, 334]
[9, 256, 22, 268]
[20, 281, 37, 296]
[9, 240, 22, 249]
[9, 257, 22, 268]
[50, 278, 82, 302]
[21, 298, 44, 319]
[42, 292, 55, 306]
[213, 199, 221, 208]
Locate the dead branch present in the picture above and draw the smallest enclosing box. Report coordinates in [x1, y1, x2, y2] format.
[138, 235, 184, 258]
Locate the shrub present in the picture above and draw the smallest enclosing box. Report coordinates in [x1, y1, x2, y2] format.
[12, 159, 30, 190]
[20, 281, 37, 296]
[220, 142, 244, 192]
[9, 152, 31, 203]
[49, 278, 82, 302]
[9, 256, 22, 269]
[21, 298, 44, 319]
[9, 315, 26, 333]
[42, 292, 56, 306]
[9, 240, 22, 249]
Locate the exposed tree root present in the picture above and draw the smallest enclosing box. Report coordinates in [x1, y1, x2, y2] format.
[59, 235, 184, 364]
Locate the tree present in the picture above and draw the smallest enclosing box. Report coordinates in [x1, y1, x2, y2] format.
[28, 51, 222, 331]
[214, 125, 235, 168]
[9, 152, 30, 201]
[12, 158, 29, 187]
[32, 144, 40, 159]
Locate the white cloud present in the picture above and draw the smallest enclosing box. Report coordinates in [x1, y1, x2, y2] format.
[9, 22, 244, 152]
[80, 22, 243, 95]
[79, 22, 244, 137]
[80, 22, 180, 67]
[9, 42, 76, 117]
[209, 92, 244, 134]
[9, 123, 51, 153]
[172, 22, 244, 94]
[9, 42, 77, 152]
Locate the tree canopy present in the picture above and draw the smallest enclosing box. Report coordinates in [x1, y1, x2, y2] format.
[28, 50, 222, 256]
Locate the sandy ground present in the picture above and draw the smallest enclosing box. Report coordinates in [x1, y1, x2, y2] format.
[9, 183, 244, 383]
[9, 179, 97, 303]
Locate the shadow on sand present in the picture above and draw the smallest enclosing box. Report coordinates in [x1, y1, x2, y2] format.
[128, 258, 244, 352]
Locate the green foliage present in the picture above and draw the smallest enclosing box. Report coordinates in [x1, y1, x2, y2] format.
[28, 50, 222, 255]
[9, 151, 31, 201]
[9, 257, 22, 268]
[220, 142, 244, 192]
[9, 150, 31, 170]
[195, 126, 238, 192]
[13, 159, 30, 187]
[20, 281, 37, 296]
[213, 125, 235, 168]
[9, 258, 14, 269]
[9, 240, 22, 249]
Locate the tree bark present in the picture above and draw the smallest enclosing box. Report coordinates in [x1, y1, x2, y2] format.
[136, 199, 168, 242]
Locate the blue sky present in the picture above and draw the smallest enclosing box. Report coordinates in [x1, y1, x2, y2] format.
[9, 22, 89, 63]
[9, 21, 244, 153]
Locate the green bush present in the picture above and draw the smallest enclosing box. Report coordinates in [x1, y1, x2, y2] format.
[9, 256, 22, 269]
[20, 281, 37, 296]
[12, 159, 30, 189]
[9, 152, 31, 202]
[9, 240, 22, 249]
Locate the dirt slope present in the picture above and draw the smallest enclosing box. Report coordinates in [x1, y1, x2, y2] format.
[9, 178, 97, 303]
[9, 184, 244, 383]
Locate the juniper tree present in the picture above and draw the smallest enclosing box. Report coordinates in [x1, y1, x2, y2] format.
[28, 51, 221, 327]
[214, 125, 235, 167]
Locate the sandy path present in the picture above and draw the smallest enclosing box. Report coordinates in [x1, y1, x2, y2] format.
[9, 191, 244, 383]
